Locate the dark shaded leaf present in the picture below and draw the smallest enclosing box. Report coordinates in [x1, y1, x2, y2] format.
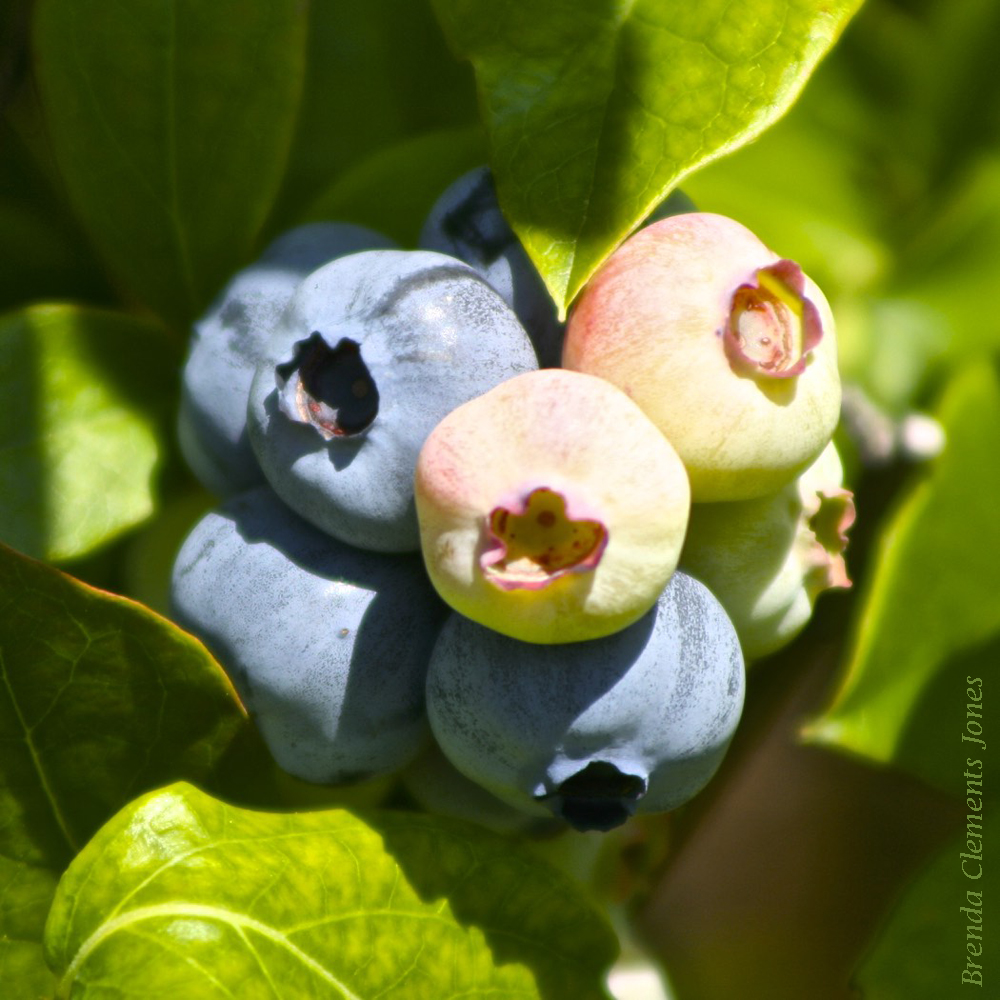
[0, 543, 253, 863]
[301, 126, 486, 247]
[853, 806, 996, 997]
[32, 0, 306, 328]
[272, 0, 478, 226]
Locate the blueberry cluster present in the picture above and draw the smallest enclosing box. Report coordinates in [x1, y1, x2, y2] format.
[171, 169, 853, 832]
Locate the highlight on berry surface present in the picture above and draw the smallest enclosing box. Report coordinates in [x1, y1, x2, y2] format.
[562, 212, 841, 502]
[414, 368, 691, 644]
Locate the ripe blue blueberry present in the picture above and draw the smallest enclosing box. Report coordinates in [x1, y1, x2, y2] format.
[246, 249, 539, 552]
[425, 570, 745, 832]
[419, 170, 697, 368]
[419, 166, 564, 367]
[170, 485, 447, 785]
[178, 222, 395, 496]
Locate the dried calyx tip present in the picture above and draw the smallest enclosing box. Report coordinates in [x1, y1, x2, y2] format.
[276, 332, 379, 439]
[540, 761, 645, 832]
[480, 487, 607, 591]
[724, 260, 823, 379]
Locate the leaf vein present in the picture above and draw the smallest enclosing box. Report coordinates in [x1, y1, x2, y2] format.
[0, 649, 79, 855]
[61, 902, 365, 1000]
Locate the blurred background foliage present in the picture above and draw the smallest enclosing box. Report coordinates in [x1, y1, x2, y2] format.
[648, 0, 1000, 995]
[1, 0, 997, 997]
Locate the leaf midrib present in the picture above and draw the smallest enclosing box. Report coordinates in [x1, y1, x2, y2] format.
[60, 901, 377, 1000]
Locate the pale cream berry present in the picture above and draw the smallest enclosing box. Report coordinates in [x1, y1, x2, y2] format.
[563, 213, 841, 502]
[414, 369, 691, 644]
[679, 441, 855, 661]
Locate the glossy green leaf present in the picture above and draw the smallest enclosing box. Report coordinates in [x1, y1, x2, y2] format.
[45, 783, 618, 999]
[273, 0, 478, 225]
[853, 806, 997, 997]
[805, 361, 1000, 794]
[0, 193, 107, 315]
[432, 0, 863, 316]
[301, 127, 487, 247]
[32, 0, 306, 328]
[0, 305, 175, 561]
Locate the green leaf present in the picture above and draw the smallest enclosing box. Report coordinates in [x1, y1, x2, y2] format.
[0, 856, 59, 999]
[0, 193, 107, 316]
[0, 543, 256, 862]
[32, 0, 306, 328]
[681, 101, 886, 298]
[0, 0, 31, 105]
[893, 153, 1000, 361]
[273, 0, 478, 225]
[432, 0, 863, 316]
[833, 0, 1000, 218]
[676, 12, 1000, 413]
[853, 806, 996, 997]
[44, 783, 618, 999]
[301, 127, 487, 247]
[0, 546, 255, 997]
[0, 305, 175, 562]
[805, 361, 1000, 795]
[0, 120, 113, 313]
